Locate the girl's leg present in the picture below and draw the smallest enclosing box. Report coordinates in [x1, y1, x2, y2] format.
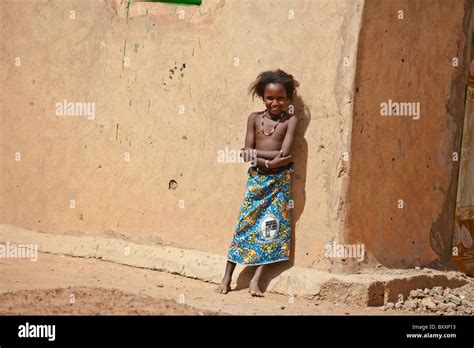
[215, 260, 236, 294]
[249, 265, 265, 297]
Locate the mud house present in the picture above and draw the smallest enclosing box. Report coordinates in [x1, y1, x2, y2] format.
[1, 0, 473, 287]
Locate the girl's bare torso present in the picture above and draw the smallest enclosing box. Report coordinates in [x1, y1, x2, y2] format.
[254, 111, 292, 170]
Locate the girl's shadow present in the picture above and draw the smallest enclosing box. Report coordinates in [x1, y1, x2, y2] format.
[234, 95, 311, 292]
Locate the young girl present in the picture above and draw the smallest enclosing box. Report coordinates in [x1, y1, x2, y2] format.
[215, 69, 300, 296]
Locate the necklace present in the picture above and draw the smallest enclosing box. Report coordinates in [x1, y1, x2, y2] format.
[261, 110, 284, 136]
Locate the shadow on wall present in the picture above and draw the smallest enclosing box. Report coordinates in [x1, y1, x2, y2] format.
[234, 94, 311, 292]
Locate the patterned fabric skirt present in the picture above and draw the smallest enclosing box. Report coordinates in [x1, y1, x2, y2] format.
[227, 165, 293, 266]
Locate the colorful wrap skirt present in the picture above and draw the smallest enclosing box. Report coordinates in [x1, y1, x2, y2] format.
[227, 165, 293, 266]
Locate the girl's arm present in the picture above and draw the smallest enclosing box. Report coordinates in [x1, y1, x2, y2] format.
[256, 150, 282, 159]
[244, 113, 256, 149]
[256, 156, 292, 169]
[240, 113, 256, 162]
[241, 149, 281, 160]
[279, 115, 298, 157]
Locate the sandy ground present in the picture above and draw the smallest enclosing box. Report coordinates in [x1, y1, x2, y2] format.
[0, 287, 213, 315]
[0, 252, 469, 315]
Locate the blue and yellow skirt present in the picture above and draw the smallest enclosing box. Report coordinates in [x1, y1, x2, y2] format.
[227, 165, 293, 266]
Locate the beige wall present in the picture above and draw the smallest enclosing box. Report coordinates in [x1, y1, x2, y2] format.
[0, 0, 363, 270]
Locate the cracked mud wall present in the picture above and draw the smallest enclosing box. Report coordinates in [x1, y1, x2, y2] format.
[0, 0, 363, 270]
[346, 0, 472, 268]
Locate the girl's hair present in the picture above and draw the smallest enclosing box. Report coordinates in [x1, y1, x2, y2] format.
[248, 69, 300, 101]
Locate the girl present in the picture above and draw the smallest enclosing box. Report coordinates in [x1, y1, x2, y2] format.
[215, 69, 300, 296]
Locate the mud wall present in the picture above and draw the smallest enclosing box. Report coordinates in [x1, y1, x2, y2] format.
[346, 0, 472, 268]
[0, 0, 363, 270]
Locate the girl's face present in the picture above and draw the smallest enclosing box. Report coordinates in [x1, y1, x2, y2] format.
[263, 83, 289, 116]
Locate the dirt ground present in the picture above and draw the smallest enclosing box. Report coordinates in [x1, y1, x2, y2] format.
[0, 252, 471, 315]
[0, 287, 213, 315]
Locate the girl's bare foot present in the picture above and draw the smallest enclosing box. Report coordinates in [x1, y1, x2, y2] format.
[249, 279, 264, 297]
[215, 277, 231, 294]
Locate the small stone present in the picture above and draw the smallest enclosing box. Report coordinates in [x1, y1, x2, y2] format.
[443, 287, 452, 295]
[384, 302, 394, 310]
[415, 266, 420, 271]
[437, 303, 450, 311]
[421, 298, 437, 311]
[375, 264, 383, 269]
[280, 305, 285, 310]
[446, 302, 457, 312]
[395, 302, 402, 309]
[410, 289, 427, 299]
[432, 286, 443, 296]
[402, 299, 417, 311]
[446, 294, 462, 305]
[423, 288, 430, 294]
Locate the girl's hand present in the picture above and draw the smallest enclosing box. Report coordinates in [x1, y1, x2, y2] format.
[269, 155, 292, 169]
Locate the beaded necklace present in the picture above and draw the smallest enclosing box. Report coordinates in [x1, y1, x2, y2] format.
[261, 110, 285, 136]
